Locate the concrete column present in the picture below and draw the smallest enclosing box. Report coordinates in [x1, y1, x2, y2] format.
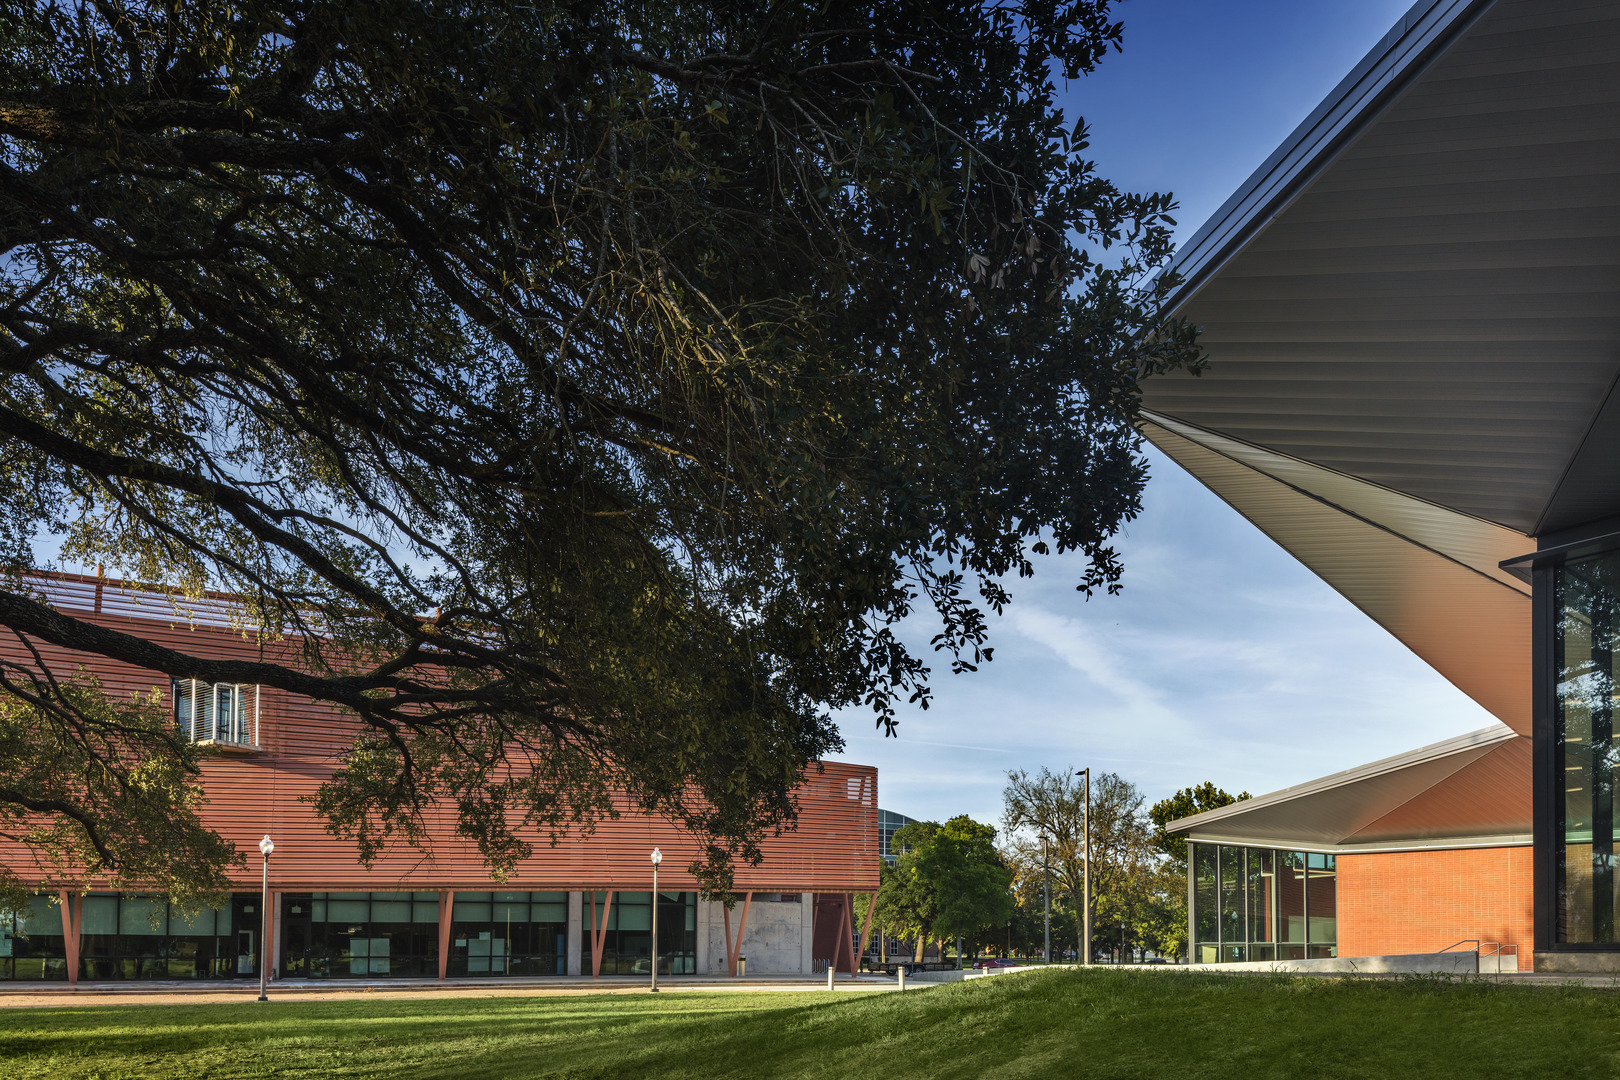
[695, 898, 711, 974]
[800, 893, 814, 975]
[566, 891, 583, 976]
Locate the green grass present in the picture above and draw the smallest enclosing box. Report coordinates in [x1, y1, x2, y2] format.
[2, 969, 1618, 1079]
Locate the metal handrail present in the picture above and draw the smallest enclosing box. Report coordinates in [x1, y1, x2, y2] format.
[1479, 942, 1516, 957]
[1437, 939, 1480, 953]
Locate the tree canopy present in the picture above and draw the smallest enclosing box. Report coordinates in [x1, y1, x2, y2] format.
[873, 816, 1012, 960]
[0, 0, 1200, 905]
[1149, 783, 1249, 865]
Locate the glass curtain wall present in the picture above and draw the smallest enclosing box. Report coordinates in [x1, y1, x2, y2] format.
[0, 893, 252, 981]
[280, 890, 571, 977]
[586, 892, 697, 974]
[1191, 844, 1336, 962]
[0, 895, 68, 980]
[449, 891, 568, 976]
[1556, 549, 1620, 943]
[281, 891, 441, 978]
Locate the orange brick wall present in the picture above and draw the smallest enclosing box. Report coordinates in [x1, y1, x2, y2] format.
[1338, 846, 1532, 971]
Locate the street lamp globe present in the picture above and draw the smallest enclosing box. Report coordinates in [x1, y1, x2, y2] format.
[256, 835, 273, 1002]
[649, 848, 664, 992]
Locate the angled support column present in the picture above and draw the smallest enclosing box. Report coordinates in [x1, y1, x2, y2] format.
[723, 892, 753, 977]
[854, 892, 875, 979]
[841, 893, 857, 977]
[58, 891, 81, 986]
[589, 890, 615, 978]
[438, 890, 455, 979]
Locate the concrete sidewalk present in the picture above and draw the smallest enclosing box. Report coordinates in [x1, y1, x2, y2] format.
[0, 973, 905, 1008]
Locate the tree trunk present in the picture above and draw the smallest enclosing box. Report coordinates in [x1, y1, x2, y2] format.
[914, 934, 925, 963]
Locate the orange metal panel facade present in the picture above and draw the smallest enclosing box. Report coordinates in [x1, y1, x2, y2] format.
[1338, 847, 1532, 971]
[1, 578, 879, 893]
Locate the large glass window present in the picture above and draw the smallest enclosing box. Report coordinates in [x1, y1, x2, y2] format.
[587, 891, 696, 974]
[1307, 853, 1337, 957]
[450, 891, 568, 976]
[0, 893, 248, 981]
[1189, 844, 1334, 963]
[282, 891, 441, 978]
[1556, 550, 1620, 943]
[1192, 845, 1217, 963]
[0, 895, 69, 980]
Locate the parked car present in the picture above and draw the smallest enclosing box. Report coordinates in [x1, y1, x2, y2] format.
[972, 958, 1022, 970]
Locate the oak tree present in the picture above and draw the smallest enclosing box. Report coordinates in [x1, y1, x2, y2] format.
[0, 0, 1200, 908]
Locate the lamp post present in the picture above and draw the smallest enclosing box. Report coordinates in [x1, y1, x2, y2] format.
[1082, 767, 1091, 967]
[1040, 831, 1050, 964]
[257, 835, 273, 1002]
[649, 847, 662, 993]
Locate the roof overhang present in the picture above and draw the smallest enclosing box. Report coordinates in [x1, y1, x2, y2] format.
[1168, 724, 1529, 851]
[1142, 0, 1620, 731]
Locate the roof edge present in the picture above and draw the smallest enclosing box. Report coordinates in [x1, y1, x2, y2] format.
[1177, 832, 1531, 855]
[1163, 0, 1495, 311]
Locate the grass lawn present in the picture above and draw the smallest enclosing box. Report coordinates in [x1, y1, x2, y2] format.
[2, 968, 1618, 1079]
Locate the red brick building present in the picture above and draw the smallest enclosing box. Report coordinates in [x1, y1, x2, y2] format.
[0, 574, 880, 983]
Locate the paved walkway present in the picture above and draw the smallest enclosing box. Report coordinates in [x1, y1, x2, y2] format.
[0, 974, 903, 1008]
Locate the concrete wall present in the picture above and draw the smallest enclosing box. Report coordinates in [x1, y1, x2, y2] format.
[701, 896, 807, 975]
[1183, 952, 1478, 975]
[1338, 846, 1531, 971]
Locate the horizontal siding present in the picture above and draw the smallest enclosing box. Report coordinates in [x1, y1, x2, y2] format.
[2, 575, 879, 892]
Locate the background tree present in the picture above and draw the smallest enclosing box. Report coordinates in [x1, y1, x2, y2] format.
[1149, 783, 1250, 864]
[1142, 782, 1248, 960]
[1004, 767, 1159, 961]
[910, 815, 1014, 960]
[873, 821, 939, 962]
[1002, 767, 1090, 954]
[1079, 772, 1153, 962]
[0, 0, 1201, 907]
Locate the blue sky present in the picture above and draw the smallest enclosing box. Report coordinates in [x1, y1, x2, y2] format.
[837, 0, 1502, 826]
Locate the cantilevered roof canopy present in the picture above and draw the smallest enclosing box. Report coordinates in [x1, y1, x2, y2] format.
[1168, 725, 1529, 852]
[1142, 0, 1620, 733]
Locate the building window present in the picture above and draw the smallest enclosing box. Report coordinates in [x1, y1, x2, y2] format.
[281, 891, 445, 978]
[450, 891, 569, 977]
[1554, 550, 1620, 943]
[586, 891, 696, 974]
[1191, 843, 1335, 962]
[0, 893, 246, 982]
[172, 679, 258, 746]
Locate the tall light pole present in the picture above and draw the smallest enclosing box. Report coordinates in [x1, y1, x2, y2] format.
[257, 835, 273, 1002]
[649, 847, 662, 993]
[1040, 830, 1050, 964]
[1082, 768, 1091, 967]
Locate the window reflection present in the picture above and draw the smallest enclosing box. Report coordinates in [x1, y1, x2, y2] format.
[1557, 551, 1620, 943]
[1189, 843, 1334, 963]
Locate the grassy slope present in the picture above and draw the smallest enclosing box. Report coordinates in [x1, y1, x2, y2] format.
[1, 969, 1618, 1080]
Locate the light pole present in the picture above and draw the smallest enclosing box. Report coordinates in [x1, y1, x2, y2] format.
[257, 835, 273, 1002]
[649, 847, 662, 993]
[1082, 767, 1091, 967]
[1040, 831, 1050, 964]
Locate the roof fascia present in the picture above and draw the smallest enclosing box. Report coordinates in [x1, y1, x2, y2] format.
[1180, 831, 1531, 855]
[1163, 0, 1495, 312]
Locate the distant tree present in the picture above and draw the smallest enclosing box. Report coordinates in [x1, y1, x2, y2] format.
[0, 0, 1201, 910]
[1004, 768, 1158, 961]
[913, 816, 1015, 955]
[874, 816, 1013, 962]
[1149, 783, 1250, 865]
[1141, 782, 1249, 960]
